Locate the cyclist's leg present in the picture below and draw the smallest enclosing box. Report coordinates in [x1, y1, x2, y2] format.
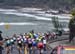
[6, 46, 10, 54]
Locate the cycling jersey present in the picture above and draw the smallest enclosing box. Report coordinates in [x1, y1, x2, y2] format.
[32, 40, 37, 46]
[43, 39, 46, 44]
[10, 39, 14, 44]
[6, 40, 11, 47]
[13, 37, 16, 41]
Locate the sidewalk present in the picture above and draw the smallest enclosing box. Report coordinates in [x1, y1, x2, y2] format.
[48, 35, 75, 48]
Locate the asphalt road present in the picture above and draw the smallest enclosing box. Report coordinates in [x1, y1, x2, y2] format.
[2, 46, 24, 54]
[2, 46, 51, 54]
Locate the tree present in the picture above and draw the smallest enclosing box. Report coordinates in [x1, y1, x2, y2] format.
[52, 17, 59, 31]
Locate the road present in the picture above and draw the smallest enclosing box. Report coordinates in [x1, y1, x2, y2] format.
[2, 45, 51, 54]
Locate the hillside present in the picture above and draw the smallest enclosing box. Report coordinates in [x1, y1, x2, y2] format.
[0, 0, 75, 10]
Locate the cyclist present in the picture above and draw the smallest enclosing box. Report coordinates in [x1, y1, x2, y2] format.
[17, 36, 22, 54]
[0, 31, 3, 54]
[5, 37, 11, 54]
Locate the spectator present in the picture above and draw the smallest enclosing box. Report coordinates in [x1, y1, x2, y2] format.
[58, 30, 62, 36]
